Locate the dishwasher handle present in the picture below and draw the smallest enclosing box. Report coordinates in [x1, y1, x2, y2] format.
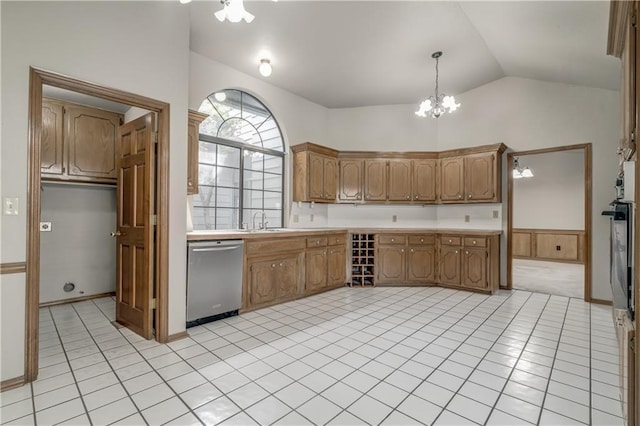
[191, 246, 242, 252]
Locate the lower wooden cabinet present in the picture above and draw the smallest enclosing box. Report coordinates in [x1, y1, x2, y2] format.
[439, 245, 462, 285]
[306, 248, 328, 291]
[377, 246, 406, 283]
[462, 247, 488, 289]
[377, 234, 436, 285]
[407, 245, 436, 282]
[439, 235, 499, 293]
[327, 245, 347, 286]
[248, 254, 301, 306]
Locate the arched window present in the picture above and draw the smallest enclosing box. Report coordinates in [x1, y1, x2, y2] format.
[192, 89, 285, 230]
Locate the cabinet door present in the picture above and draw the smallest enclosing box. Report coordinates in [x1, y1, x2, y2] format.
[65, 105, 121, 180]
[462, 248, 488, 289]
[407, 246, 436, 283]
[439, 245, 461, 285]
[412, 159, 437, 202]
[338, 159, 363, 202]
[440, 157, 464, 202]
[277, 255, 300, 299]
[465, 153, 495, 202]
[377, 246, 405, 283]
[364, 159, 388, 201]
[308, 152, 325, 200]
[388, 160, 412, 201]
[187, 110, 208, 195]
[249, 259, 278, 305]
[41, 99, 64, 176]
[324, 157, 337, 201]
[306, 248, 327, 291]
[327, 245, 346, 286]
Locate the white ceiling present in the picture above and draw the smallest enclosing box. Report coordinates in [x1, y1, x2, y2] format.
[189, 1, 620, 109]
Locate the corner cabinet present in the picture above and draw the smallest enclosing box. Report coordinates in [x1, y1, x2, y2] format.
[439, 147, 505, 203]
[439, 234, 500, 293]
[187, 110, 208, 195]
[41, 98, 123, 184]
[292, 143, 338, 203]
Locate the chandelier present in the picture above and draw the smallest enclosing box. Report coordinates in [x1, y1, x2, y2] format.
[215, 0, 254, 23]
[415, 51, 460, 118]
[513, 157, 534, 179]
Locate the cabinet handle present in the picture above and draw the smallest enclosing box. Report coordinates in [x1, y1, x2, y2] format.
[391, 238, 395, 242]
[406, 196, 410, 199]
[316, 241, 320, 245]
[410, 249, 414, 253]
[455, 250, 458, 254]
[472, 240, 477, 245]
[336, 240, 341, 243]
[401, 249, 404, 253]
[468, 194, 472, 199]
[330, 250, 334, 254]
[420, 239, 424, 243]
[466, 251, 470, 255]
[271, 263, 276, 268]
[279, 262, 284, 267]
[458, 195, 462, 199]
[448, 239, 452, 243]
[415, 196, 418, 199]
[188, 181, 193, 187]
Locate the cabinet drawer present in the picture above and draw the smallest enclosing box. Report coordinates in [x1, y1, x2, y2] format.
[328, 234, 347, 246]
[408, 235, 436, 245]
[378, 234, 407, 245]
[246, 238, 306, 256]
[441, 236, 462, 246]
[464, 237, 487, 248]
[307, 237, 328, 248]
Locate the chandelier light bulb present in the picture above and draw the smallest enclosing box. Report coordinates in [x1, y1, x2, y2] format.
[215, 0, 254, 23]
[214, 92, 227, 102]
[259, 59, 272, 77]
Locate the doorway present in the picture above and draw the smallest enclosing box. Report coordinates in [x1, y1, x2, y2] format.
[25, 67, 171, 382]
[507, 144, 592, 301]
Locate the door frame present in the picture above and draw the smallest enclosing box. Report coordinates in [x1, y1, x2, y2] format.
[25, 67, 171, 381]
[506, 143, 592, 302]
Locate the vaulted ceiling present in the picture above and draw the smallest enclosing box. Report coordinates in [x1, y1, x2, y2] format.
[189, 1, 620, 108]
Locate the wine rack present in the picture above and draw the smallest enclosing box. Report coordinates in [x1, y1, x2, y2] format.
[350, 233, 375, 286]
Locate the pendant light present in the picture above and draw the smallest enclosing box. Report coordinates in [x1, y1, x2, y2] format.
[215, 0, 254, 23]
[415, 51, 460, 118]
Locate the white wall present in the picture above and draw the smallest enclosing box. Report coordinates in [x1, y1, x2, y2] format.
[40, 184, 116, 304]
[1, 1, 190, 381]
[437, 77, 619, 300]
[513, 151, 585, 230]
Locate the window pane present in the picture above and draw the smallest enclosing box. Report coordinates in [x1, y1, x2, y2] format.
[264, 192, 282, 210]
[263, 174, 281, 191]
[193, 186, 215, 208]
[258, 117, 283, 151]
[216, 208, 238, 230]
[243, 190, 264, 210]
[244, 170, 264, 191]
[198, 164, 217, 186]
[244, 151, 264, 172]
[216, 166, 239, 188]
[264, 155, 282, 175]
[193, 207, 216, 230]
[219, 118, 261, 146]
[216, 187, 239, 208]
[199, 141, 217, 165]
[217, 145, 240, 167]
[264, 210, 283, 228]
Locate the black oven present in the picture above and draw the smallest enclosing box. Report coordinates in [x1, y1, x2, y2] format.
[603, 201, 634, 320]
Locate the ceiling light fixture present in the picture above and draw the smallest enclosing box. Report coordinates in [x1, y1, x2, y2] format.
[513, 157, 534, 179]
[259, 59, 272, 77]
[179, 0, 192, 4]
[215, 0, 254, 23]
[415, 51, 460, 119]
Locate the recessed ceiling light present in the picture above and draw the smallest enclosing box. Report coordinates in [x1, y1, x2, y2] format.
[259, 59, 272, 77]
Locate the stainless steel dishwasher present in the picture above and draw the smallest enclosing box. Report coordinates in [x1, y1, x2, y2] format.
[186, 240, 244, 327]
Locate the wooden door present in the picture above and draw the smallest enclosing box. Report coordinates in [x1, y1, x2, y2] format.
[327, 245, 346, 286]
[249, 259, 278, 305]
[364, 159, 387, 201]
[115, 113, 156, 339]
[407, 246, 436, 283]
[41, 99, 64, 176]
[462, 248, 488, 289]
[388, 160, 412, 201]
[377, 246, 405, 283]
[465, 153, 495, 202]
[440, 157, 464, 202]
[324, 157, 337, 201]
[439, 245, 461, 285]
[65, 105, 122, 181]
[277, 255, 300, 299]
[308, 152, 325, 200]
[338, 159, 363, 202]
[412, 159, 437, 202]
[306, 248, 327, 291]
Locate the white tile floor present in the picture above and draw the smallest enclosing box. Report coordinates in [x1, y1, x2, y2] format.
[0, 287, 625, 425]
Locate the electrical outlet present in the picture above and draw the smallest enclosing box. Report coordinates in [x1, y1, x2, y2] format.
[310, 214, 314, 222]
[493, 210, 499, 219]
[464, 215, 470, 223]
[293, 214, 299, 223]
[392, 215, 397, 222]
[40, 222, 52, 232]
[4, 197, 18, 215]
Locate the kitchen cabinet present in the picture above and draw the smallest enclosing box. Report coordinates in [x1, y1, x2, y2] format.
[327, 245, 347, 286]
[292, 143, 338, 202]
[407, 236, 436, 282]
[187, 110, 209, 195]
[376, 234, 436, 285]
[338, 159, 363, 202]
[377, 246, 406, 283]
[364, 159, 388, 201]
[462, 247, 488, 290]
[41, 99, 123, 184]
[439, 235, 499, 293]
[440, 151, 501, 203]
[412, 159, 437, 202]
[306, 247, 328, 291]
[388, 160, 412, 201]
[248, 255, 300, 306]
[439, 244, 462, 285]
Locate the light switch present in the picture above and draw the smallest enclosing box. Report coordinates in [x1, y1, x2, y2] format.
[4, 197, 19, 215]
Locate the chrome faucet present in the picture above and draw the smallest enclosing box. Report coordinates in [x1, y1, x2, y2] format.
[252, 210, 267, 230]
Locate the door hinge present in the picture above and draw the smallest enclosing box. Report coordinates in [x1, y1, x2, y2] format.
[150, 298, 157, 309]
[631, 129, 636, 144]
[151, 215, 157, 226]
[632, 10, 637, 28]
[153, 132, 158, 144]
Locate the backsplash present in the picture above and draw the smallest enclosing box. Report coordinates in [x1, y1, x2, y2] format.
[327, 204, 438, 228]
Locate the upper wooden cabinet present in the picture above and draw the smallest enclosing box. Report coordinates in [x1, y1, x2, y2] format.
[292, 142, 505, 205]
[292, 143, 338, 203]
[187, 110, 208, 195]
[41, 99, 123, 184]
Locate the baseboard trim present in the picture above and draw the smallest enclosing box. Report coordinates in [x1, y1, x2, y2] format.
[166, 331, 189, 343]
[590, 298, 613, 306]
[1, 375, 26, 391]
[39, 292, 115, 308]
[1, 262, 27, 275]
